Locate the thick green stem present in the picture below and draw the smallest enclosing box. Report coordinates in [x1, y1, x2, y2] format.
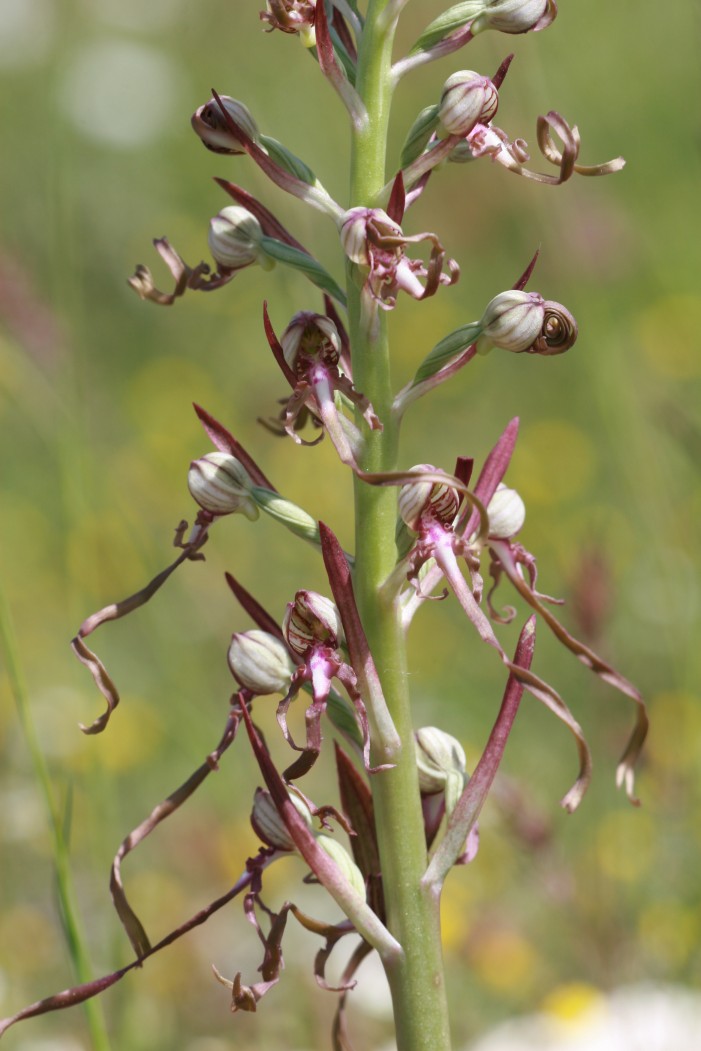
[348, 4, 452, 1049]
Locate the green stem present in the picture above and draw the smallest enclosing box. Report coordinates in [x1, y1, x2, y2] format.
[348, 4, 452, 1049]
[0, 577, 112, 1051]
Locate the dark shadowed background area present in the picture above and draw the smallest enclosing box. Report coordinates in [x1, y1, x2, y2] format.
[1, 2, 700, 1049]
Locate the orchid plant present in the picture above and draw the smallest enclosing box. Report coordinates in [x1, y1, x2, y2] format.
[1, 2, 648, 1049]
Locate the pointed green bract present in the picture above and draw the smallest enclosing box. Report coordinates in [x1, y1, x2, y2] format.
[409, 1, 485, 55]
[412, 321, 483, 385]
[259, 135, 318, 185]
[399, 104, 440, 169]
[259, 237, 348, 306]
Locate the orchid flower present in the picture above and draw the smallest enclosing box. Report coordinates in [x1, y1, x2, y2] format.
[262, 304, 380, 470]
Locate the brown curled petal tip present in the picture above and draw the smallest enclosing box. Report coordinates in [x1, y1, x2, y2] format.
[532, 301, 578, 355]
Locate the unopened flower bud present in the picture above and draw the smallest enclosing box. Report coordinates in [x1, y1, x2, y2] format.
[188, 451, 259, 518]
[228, 630, 295, 694]
[415, 727, 467, 794]
[487, 483, 526, 538]
[340, 207, 401, 266]
[472, 0, 554, 36]
[191, 96, 260, 155]
[477, 289, 545, 354]
[398, 466, 460, 532]
[316, 834, 366, 898]
[250, 787, 312, 851]
[415, 726, 468, 820]
[208, 206, 271, 271]
[439, 70, 498, 136]
[283, 591, 343, 656]
[280, 312, 341, 372]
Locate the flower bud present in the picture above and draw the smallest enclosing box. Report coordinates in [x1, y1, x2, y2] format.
[487, 483, 526, 539]
[477, 289, 545, 354]
[340, 207, 401, 266]
[191, 96, 260, 155]
[316, 834, 367, 898]
[283, 591, 343, 656]
[398, 466, 460, 532]
[438, 71, 499, 136]
[250, 787, 312, 851]
[208, 206, 271, 271]
[228, 630, 295, 694]
[416, 726, 468, 822]
[187, 451, 259, 519]
[472, 0, 554, 35]
[280, 312, 341, 372]
[415, 727, 468, 795]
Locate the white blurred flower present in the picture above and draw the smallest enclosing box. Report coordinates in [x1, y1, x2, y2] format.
[0, 0, 55, 69]
[59, 40, 185, 148]
[465, 984, 701, 1051]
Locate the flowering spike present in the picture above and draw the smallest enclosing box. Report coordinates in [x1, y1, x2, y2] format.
[8, 6, 644, 1044]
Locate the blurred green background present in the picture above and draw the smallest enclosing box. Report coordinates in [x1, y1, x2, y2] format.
[1, 2, 700, 1049]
